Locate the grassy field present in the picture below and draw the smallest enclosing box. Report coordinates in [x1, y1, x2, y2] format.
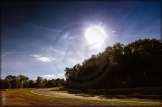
[1, 89, 161, 107]
[50, 87, 68, 93]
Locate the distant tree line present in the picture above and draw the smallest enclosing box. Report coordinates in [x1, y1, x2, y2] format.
[0, 75, 66, 89]
[64, 38, 162, 89]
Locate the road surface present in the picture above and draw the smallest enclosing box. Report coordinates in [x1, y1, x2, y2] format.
[31, 89, 161, 103]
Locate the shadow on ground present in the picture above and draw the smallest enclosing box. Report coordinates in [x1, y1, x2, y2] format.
[67, 91, 162, 101]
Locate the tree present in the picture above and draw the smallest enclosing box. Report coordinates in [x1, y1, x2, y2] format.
[29, 80, 35, 88]
[51, 79, 56, 87]
[56, 81, 62, 87]
[60, 78, 66, 86]
[35, 76, 44, 88]
[5, 79, 11, 89]
[23, 77, 29, 88]
[0, 79, 5, 89]
[43, 78, 48, 88]
[17, 75, 25, 88]
[5, 75, 20, 88]
[64, 38, 162, 89]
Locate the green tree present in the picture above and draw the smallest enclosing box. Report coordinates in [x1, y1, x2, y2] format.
[17, 75, 25, 88]
[29, 80, 35, 88]
[0, 79, 5, 89]
[5, 75, 20, 88]
[64, 38, 162, 89]
[23, 77, 29, 88]
[5, 79, 11, 89]
[35, 76, 44, 88]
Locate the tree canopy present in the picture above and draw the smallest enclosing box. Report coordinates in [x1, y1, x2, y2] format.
[64, 38, 162, 89]
[0, 75, 65, 89]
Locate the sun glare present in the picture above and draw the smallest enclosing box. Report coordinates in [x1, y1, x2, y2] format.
[85, 26, 106, 45]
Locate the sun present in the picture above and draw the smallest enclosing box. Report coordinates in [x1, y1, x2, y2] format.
[85, 26, 106, 45]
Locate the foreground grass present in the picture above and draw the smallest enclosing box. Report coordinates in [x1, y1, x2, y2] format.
[25, 90, 161, 107]
[1, 89, 161, 107]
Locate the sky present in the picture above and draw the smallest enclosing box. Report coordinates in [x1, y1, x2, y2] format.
[1, 1, 161, 80]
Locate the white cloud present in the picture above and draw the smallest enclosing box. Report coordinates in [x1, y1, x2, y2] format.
[31, 55, 41, 58]
[42, 75, 55, 78]
[58, 73, 64, 76]
[37, 57, 51, 62]
[31, 55, 56, 62]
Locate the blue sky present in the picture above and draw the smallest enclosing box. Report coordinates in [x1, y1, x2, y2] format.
[1, 1, 161, 80]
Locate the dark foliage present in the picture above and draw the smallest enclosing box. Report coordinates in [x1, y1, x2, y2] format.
[64, 38, 162, 89]
[0, 75, 66, 89]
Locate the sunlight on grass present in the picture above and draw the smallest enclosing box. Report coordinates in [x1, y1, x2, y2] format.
[50, 87, 60, 91]
[50, 87, 68, 93]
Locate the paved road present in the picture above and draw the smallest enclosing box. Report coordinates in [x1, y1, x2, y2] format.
[31, 89, 161, 103]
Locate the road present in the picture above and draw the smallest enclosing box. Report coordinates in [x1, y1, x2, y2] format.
[31, 89, 161, 103]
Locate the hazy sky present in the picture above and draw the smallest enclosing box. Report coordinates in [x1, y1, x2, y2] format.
[1, 1, 161, 80]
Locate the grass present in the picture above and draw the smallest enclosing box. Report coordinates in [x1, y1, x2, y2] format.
[50, 87, 69, 93]
[1, 89, 161, 107]
[50, 87, 60, 91]
[24, 89, 51, 99]
[25, 89, 162, 106]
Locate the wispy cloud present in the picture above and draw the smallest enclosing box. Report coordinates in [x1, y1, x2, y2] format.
[1, 63, 13, 68]
[62, 33, 78, 40]
[1, 51, 14, 57]
[53, 49, 64, 55]
[31, 55, 56, 62]
[32, 25, 62, 32]
[108, 34, 154, 38]
[121, 34, 154, 37]
[1, 51, 23, 57]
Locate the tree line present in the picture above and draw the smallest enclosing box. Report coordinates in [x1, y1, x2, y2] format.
[64, 38, 162, 88]
[0, 75, 66, 89]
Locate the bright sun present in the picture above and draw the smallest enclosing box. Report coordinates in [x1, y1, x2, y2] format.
[85, 26, 106, 45]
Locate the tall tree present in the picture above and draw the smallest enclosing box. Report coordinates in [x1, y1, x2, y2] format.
[0, 79, 5, 89]
[35, 76, 44, 88]
[23, 77, 29, 88]
[29, 80, 35, 88]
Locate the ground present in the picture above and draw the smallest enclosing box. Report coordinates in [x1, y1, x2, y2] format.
[1, 89, 161, 107]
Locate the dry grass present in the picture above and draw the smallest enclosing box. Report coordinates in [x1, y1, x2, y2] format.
[1, 89, 161, 107]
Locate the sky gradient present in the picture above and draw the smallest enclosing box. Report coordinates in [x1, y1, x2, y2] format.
[1, 1, 161, 80]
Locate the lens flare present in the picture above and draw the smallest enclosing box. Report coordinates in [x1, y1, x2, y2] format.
[85, 26, 106, 45]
